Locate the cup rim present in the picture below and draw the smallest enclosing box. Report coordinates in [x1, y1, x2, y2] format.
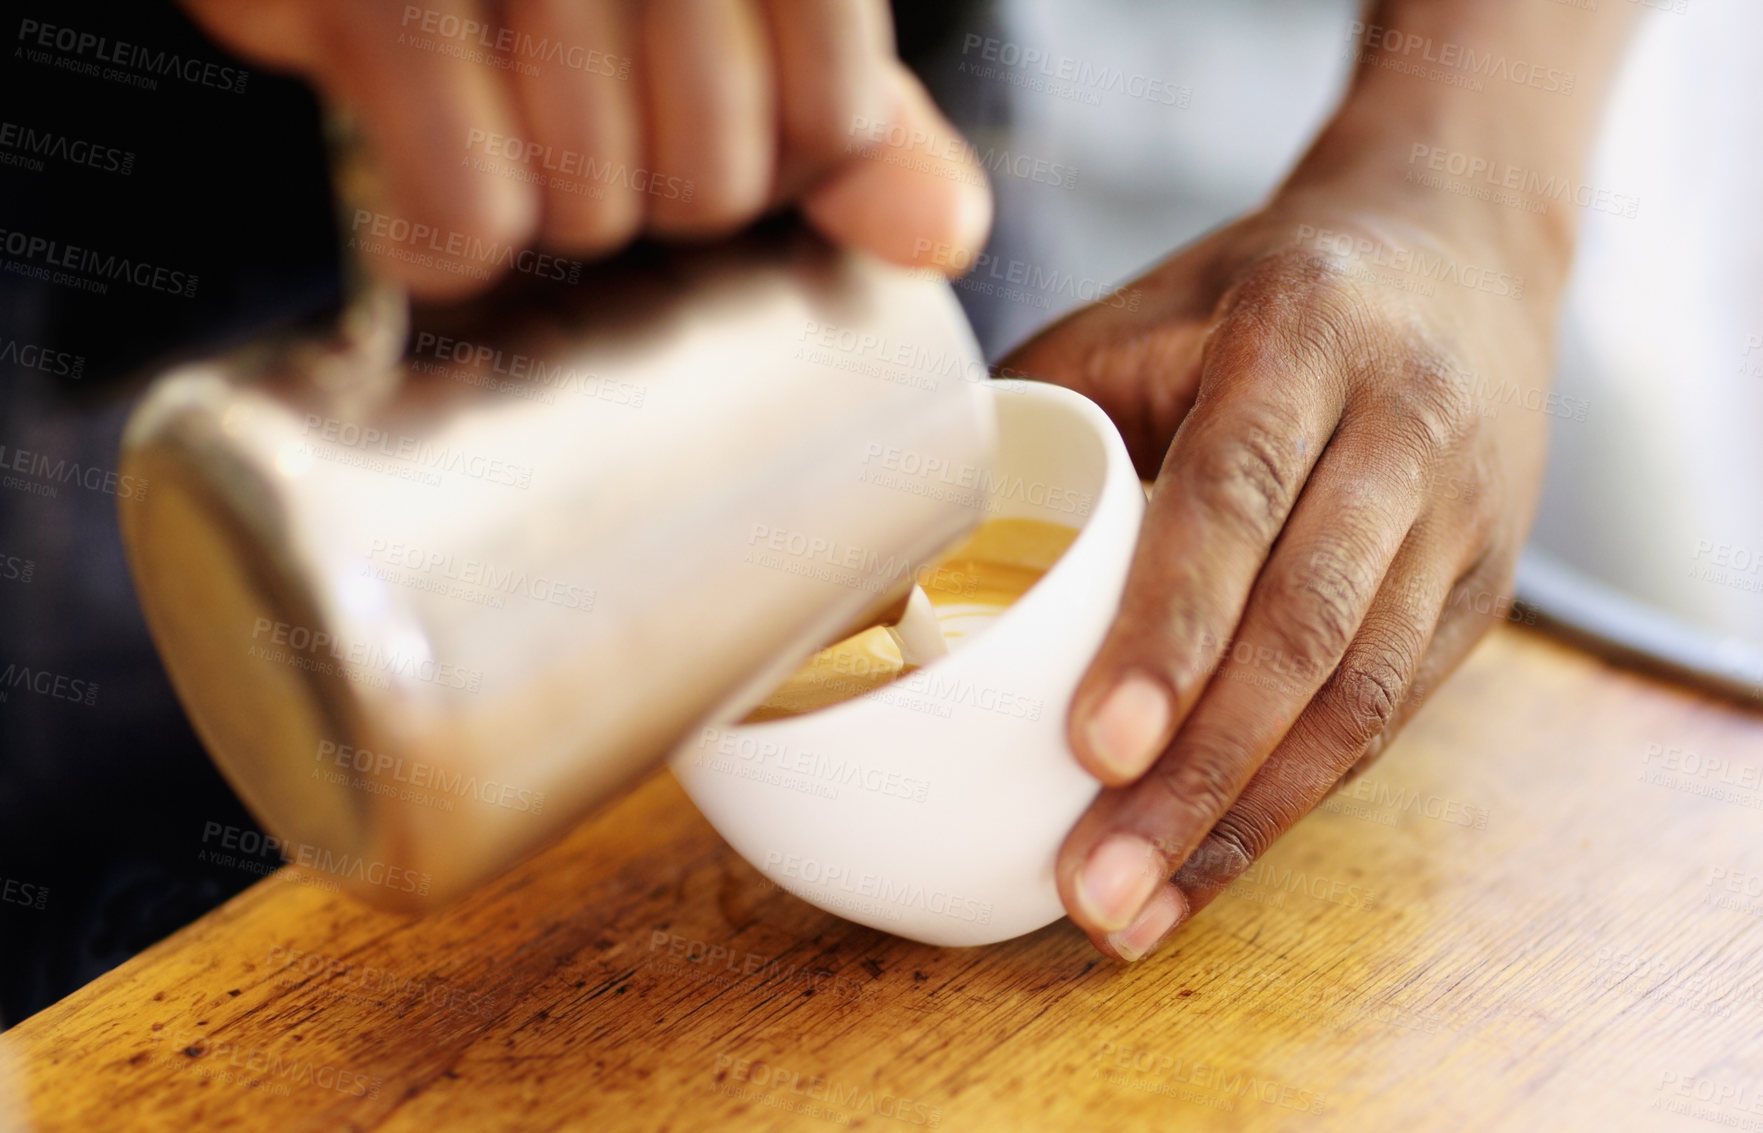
[719, 377, 1138, 734]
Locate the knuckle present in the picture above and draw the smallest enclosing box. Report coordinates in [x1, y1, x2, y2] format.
[1324, 646, 1412, 746]
[786, 91, 863, 164]
[1108, 586, 1210, 706]
[1221, 251, 1369, 360]
[542, 194, 643, 255]
[1383, 568, 1440, 620]
[1174, 821, 1261, 892]
[1378, 343, 1480, 464]
[1157, 620, 1216, 708]
[1188, 418, 1300, 540]
[1442, 550, 1525, 627]
[1260, 755, 1337, 797]
[1413, 354, 1480, 441]
[455, 185, 541, 257]
[674, 188, 767, 236]
[1258, 568, 1363, 682]
[1277, 292, 1375, 382]
[1151, 741, 1245, 831]
[1458, 455, 1502, 526]
[1302, 528, 1377, 603]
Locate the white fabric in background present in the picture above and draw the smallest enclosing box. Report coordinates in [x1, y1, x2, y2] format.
[968, 0, 1761, 643]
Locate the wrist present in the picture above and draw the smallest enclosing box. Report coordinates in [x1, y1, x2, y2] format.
[1276, 0, 1642, 304]
[1280, 91, 1580, 304]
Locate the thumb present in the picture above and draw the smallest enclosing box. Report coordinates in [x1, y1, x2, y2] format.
[799, 62, 992, 276]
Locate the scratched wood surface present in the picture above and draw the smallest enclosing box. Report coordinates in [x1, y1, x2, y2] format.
[4, 626, 1763, 1133]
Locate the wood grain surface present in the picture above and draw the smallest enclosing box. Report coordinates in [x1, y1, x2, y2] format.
[5, 626, 1763, 1133]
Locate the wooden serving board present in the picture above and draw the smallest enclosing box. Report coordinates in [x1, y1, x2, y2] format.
[5, 626, 1763, 1132]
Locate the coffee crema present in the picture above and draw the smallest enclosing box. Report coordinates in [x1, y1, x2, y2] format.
[743, 517, 1079, 722]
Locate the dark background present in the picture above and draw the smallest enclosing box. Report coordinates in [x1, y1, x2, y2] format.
[0, 0, 339, 1026]
[0, 0, 991, 1025]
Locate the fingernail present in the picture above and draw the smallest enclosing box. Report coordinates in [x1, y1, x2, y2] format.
[1107, 887, 1186, 963]
[1076, 834, 1164, 933]
[1084, 673, 1171, 779]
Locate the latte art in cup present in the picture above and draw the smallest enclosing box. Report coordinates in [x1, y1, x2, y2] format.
[745, 517, 1079, 722]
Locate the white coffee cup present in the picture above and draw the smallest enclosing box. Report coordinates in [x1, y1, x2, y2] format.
[670, 379, 1144, 945]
